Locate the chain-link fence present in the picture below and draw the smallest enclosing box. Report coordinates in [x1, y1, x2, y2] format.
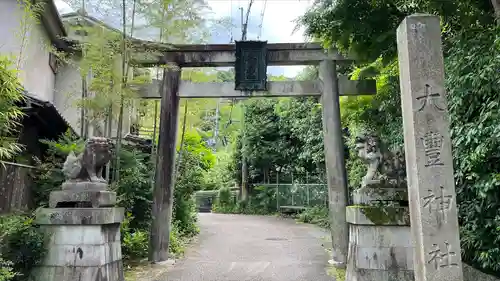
[254, 183, 328, 211]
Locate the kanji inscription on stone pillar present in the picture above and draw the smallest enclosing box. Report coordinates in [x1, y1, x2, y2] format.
[397, 14, 464, 281]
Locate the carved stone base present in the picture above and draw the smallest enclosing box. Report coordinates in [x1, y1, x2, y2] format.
[36, 208, 124, 225]
[62, 181, 108, 191]
[346, 206, 413, 281]
[49, 190, 117, 208]
[34, 207, 124, 281]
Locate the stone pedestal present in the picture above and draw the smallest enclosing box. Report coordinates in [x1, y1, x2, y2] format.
[34, 186, 125, 281]
[346, 185, 414, 281]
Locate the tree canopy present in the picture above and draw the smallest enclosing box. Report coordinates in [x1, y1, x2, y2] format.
[299, 0, 497, 63]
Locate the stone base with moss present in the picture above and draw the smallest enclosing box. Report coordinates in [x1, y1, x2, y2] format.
[345, 185, 414, 281]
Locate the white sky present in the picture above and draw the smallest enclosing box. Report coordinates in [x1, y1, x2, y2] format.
[54, 0, 313, 77]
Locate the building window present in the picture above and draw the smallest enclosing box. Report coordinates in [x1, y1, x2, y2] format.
[49, 53, 58, 74]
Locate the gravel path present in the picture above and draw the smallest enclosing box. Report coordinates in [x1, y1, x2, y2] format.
[160, 213, 333, 281]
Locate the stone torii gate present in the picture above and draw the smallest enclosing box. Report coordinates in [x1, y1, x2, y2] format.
[141, 42, 377, 266]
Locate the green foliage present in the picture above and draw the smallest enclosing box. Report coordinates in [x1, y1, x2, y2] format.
[120, 214, 189, 261]
[242, 99, 287, 180]
[0, 56, 25, 160]
[172, 130, 215, 237]
[299, 0, 495, 63]
[249, 185, 278, 214]
[202, 150, 234, 190]
[0, 258, 15, 281]
[340, 60, 404, 188]
[212, 199, 272, 215]
[138, 69, 243, 147]
[75, 24, 124, 125]
[275, 97, 325, 172]
[122, 230, 149, 261]
[168, 223, 188, 258]
[217, 186, 232, 206]
[230, 93, 350, 185]
[120, 213, 149, 261]
[212, 185, 277, 215]
[296, 206, 330, 229]
[446, 25, 500, 274]
[115, 132, 212, 261]
[172, 193, 199, 238]
[301, 0, 500, 274]
[0, 214, 46, 281]
[30, 131, 83, 207]
[113, 148, 153, 230]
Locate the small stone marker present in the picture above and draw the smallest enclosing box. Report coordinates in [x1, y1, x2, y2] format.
[397, 14, 463, 281]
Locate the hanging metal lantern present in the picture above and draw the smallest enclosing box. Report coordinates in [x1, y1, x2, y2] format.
[234, 40, 268, 92]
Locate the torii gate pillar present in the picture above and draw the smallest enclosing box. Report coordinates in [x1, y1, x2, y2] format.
[319, 60, 349, 268]
[150, 65, 181, 263]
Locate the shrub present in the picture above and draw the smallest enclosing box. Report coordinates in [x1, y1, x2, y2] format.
[296, 206, 330, 229]
[0, 258, 15, 281]
[120, 218, 191, 262]
[217, 186, 233, 206]
[174, 131, 214, 236]
[172, 194, 199, 237]
[169, 223, 187, 258]
[113, 148, 153, 231]
[0, 214, 47, 281]
[249, 185, 277, 213]
[120, 214, 148, 262]
[212, 185, 279, 215]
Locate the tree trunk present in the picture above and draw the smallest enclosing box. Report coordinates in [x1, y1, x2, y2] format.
[149, 67, 180, 262]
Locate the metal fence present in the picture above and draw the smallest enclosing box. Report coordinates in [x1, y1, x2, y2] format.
[254, 183, 328, 210]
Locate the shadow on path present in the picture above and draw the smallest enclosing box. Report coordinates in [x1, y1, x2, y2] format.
[160, 213, 332, 281]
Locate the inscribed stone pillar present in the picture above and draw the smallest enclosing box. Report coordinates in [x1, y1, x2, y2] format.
[319, 60, 349, 267]
[397, 14, 463, 281]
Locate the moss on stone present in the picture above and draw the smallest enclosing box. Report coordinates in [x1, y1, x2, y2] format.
[326, 265, 346, 281]
[348, 205, 409, 225]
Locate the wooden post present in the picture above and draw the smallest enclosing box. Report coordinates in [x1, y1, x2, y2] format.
[319, 60, 349, 268]
[240, 101, 249, 202]
[397, 14, 463, 281]
[276, 171, 279, 212]
[149, 65, 181, 262]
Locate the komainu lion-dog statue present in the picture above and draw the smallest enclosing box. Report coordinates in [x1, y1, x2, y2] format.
[62, 137, 113, 183]
[354, 132, 406, 187]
